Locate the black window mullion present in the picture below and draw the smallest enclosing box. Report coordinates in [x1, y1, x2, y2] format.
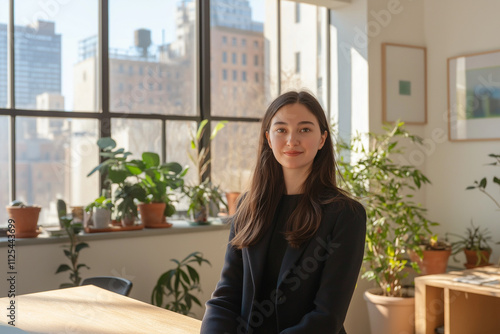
[199, 0, 211, 182]
[99, 0, 110, 195]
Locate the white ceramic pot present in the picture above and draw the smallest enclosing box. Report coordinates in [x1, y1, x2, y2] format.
[364, 288, 415, 334]
[93, 208, 111, 229]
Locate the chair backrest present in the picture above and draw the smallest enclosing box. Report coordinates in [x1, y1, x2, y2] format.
[80, 276, 133, 296]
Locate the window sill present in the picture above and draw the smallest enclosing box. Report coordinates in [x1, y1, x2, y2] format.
[0, 219, 230, 247]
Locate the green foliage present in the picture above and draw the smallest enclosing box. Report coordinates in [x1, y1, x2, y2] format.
[9, 200, 25, 207]
[55, 216, 89, 288]
[447, 221, 493, 265]
[87, 138, 186, 218]
[151, 252, 211, 316]
[188, 120, 227, 183]
[335, 122, 436, 297]
[466, 153, 500, 210]
[184, 179, 228, 217]
[84, 195, 114, 213]
[185, 121, 227, 217]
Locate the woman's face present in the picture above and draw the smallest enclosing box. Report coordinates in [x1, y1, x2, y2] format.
[266, 103, 327, 174]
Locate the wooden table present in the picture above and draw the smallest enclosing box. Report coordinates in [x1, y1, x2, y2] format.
[0, 285, 202, 333]
[415, 265, 500, 334]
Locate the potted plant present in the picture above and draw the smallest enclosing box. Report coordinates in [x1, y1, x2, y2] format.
[6, 200, 42, 238]
[408, 234, 451, 275]
[447, 221, 494, 268]
[335, 122, 435, 334]
[55, 215, 89, 288]
[184, 179, 227, 224]
[184, 120, 227, 223]
[85, 196, 114, 229]
[87, 137, 186, 227]
[151, 252, 211, 316]
[114, 182, 146, 226]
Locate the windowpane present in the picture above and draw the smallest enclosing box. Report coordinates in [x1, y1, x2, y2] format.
[0, 116, 8, 226]
[109, 0, 196, 115]
[0, 0, 7, 109]
[166, 121, 196, 213]
[212, 121, 260, 194]
[211, 0, 271, 118]
[16, 117, 99, 226]
[14, 0, 98, 111]
[111, 118, 161, 159]
[281, 1, 328, 109]
[166, 121, 196, 185]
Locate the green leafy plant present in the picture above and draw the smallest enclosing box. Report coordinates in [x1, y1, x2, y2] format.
[335, 122, 436, 297]
[466, 153, 500, 210]
[114, 183, 147, 222]
[184, 120, 227, 220]
[151, 252, 211, 315]
[87, 138, 186, 218]
[84, 195, 114, 213]
[447, 221, 493, 265]
[184, 179, 228, 222]
[55, 216, 89, 288]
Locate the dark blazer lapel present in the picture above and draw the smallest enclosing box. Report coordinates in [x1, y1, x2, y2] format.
[276, 238, 312, 287]
[246, 230, 274, 295]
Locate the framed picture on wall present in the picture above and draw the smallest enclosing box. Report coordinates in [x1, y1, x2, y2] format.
[448, 49, 500, 141]
[382, 43, 427, 124]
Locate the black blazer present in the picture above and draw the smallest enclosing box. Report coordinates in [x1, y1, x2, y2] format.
[201, 199, 366, 334]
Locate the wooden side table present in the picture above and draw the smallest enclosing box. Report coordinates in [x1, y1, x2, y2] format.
[415, 266, 500, 334]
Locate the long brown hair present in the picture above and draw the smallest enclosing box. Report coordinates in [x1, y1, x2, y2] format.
[231, 91, 350, 249]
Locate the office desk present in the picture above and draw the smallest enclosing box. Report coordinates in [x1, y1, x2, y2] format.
[0, 285, 202, 333]
[415, 266, 500, 334]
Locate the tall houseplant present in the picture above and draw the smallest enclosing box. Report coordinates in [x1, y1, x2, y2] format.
[335, 123, 436, 334]
[55, 216, 89, 288]
[184, 120, 227, 223]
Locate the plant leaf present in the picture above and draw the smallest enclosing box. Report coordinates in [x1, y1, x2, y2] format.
[55, 264, 71, 274]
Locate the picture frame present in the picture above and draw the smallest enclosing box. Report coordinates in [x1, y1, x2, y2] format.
[448, 49, 500, 141]
[382, 43, 427, 124]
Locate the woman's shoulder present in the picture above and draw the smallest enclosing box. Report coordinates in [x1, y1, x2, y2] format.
[320, 189, 366, 219]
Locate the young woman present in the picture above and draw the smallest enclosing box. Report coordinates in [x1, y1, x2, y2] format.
[201, 91, 366, 334]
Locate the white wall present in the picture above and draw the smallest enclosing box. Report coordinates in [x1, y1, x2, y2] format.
[423, 0, 500, 264]
[0, 228, 230, 320]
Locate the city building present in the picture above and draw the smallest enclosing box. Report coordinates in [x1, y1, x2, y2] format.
[0, 20, 62, 109]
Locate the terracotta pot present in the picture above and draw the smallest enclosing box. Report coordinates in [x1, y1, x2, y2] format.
[364, 288, 415, 334]
[464, 249, 492, 269]
[225, 192, 241, 215]
[138, 203, 166, 227]
[6, 206, 41, 238]
[409, 249, 451, 275]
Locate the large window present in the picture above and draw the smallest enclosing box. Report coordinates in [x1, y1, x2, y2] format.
[15, 117, 99, 224]
[210, 0, 269, 119]
[1, 0, 337, 227]
[15, 0, 98, 112]
[109, 0, 196, 115]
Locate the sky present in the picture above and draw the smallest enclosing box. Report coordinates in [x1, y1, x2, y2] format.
[1, 0, 265, 110]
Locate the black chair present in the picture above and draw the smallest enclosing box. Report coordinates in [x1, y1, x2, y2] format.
[80, 276, 133, 296]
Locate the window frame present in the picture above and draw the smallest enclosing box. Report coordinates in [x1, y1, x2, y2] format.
[1, 0, 333, 219]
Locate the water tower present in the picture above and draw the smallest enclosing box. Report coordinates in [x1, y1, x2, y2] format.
[135, 29, 151, 58]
